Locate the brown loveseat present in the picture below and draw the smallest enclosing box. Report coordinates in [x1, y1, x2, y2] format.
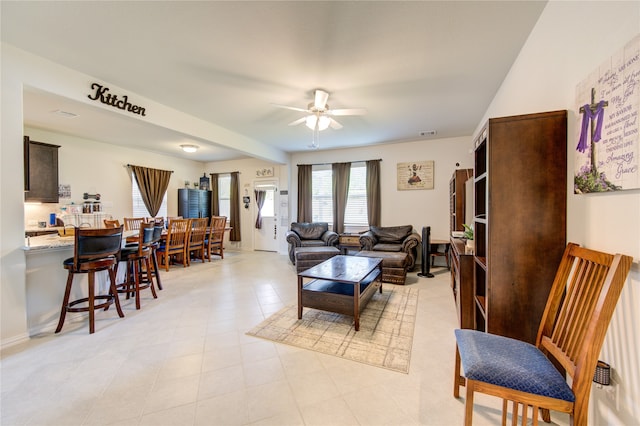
[285, 222, 339, 264]
[359, 225, 421, 270]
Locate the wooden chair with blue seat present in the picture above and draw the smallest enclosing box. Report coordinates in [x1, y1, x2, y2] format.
[55, 226, 125, 334]
[453, 242, 632, 426]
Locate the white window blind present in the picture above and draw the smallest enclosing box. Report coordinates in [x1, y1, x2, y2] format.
[131, 173, 167, 218]
[311, 163, 368, 227]
[344, 164, 368, 226]
[312, 166, 333, 224]
[218, 174, 231, 218]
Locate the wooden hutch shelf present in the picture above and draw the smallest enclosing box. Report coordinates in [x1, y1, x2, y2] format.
[471, 110, 567, 344]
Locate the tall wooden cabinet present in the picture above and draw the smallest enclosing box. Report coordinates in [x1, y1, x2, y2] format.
[449, 168, 473, 233]
[178, 188, 211, 219]
[473, 110, 567, 344]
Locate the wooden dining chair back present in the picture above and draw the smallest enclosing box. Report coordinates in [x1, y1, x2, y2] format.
[55, 226, 125, 334]
[103, 218, 121, 228]
[205, 216, 227, 261]
[187, 217, 209, 265]
[453, 243, 633, 426]
[156, 218, 190, 271]
[116, 222, 158, 309]
[123, 217, 146, 231]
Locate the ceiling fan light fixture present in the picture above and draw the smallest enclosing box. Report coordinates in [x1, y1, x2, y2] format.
[305, 114, 331, 131]
[180, 144, 199, 153]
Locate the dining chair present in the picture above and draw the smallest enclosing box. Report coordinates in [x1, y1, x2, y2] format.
[103, 218, 121, 228]
[117, 221, 158, 309]
[156, 218, 190, 271]
[205, 216, 227, 261]
[55, 226, 125, 334]
[453, 243, 633, 426]
[187, 217, 208, 265]
[123, 217, 146, 231]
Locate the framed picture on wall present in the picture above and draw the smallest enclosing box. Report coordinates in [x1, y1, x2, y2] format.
[397, 160, 434, 190]
[574, 34, 640, 193]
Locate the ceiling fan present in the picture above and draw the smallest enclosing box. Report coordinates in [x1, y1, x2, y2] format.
[271, 89, 366, 132]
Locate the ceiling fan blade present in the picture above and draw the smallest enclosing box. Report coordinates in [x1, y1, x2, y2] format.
[287, 117, 306, 126]
[270, 103, 309, 113]
[314, 90, 329, 109]
[327, 108, 367, 116]
[329, 118, 343, 130]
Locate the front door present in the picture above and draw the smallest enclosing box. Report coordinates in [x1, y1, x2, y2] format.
[253, 181, 278, 252]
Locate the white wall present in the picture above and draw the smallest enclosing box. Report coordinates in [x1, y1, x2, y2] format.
[290, 136, 473, 241]
[478, 2, 640, 424]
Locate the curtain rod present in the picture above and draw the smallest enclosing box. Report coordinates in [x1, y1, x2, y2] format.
[296, 159, 382, 166]
[125, 164, 174, 173]
[209, 171, 240, 175]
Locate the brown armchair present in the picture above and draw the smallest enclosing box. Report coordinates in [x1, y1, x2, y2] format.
[285, 222, 339, 264]
[359, 225, 421, 270]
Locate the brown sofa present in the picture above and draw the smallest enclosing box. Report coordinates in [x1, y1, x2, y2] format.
[359, 225, 421, 270]
[285, 222, 339, 264]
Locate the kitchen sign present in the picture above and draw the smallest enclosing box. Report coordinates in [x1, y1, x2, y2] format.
[87, 83, 147, 116]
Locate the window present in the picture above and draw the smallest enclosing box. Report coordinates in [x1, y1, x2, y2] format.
[311, 166, 332, 223]
[344, 164, 368, 226]
[218, 174, 231, 218]
[311, 162, 368, 227]
[131, 174, 167, 218]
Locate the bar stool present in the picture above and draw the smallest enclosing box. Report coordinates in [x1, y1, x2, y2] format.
[55, 226, 125, 334]
[117, 221, 158, 310]
[149, 219, 164, 290]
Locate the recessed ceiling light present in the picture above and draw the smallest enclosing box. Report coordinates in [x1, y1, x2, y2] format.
[180, 144, 199, 153]
[51, 109, 78, 118]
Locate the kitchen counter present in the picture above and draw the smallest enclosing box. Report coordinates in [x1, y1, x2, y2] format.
[23, 230, 137, 252]
[24, 233, 74, 252]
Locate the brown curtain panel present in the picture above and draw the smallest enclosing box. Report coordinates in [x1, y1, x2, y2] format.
[129, 165, 172, 217]
[332, 162, 351, 234]
[209, 173, 219, 216]
[297, 164, 312, 223]
[254, 190, 266, 229]
[229, 172, 241, 241]
[366, 160, 381, 226]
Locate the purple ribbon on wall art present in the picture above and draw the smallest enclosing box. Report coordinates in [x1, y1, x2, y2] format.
[576, 100, 605, 153]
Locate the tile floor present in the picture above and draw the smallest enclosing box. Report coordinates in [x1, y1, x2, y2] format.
[1, 251, 570, 425]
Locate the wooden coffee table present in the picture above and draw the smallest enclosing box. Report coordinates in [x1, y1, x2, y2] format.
[297, 255, 382, 331]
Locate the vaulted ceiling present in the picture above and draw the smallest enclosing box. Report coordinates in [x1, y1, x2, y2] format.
[2, 1, 547, 162]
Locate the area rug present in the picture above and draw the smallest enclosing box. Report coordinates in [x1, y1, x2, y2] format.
[246, 286, 419, 373]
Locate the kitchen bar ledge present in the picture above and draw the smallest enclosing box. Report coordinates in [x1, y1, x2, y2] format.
[23, 230, 138, 252]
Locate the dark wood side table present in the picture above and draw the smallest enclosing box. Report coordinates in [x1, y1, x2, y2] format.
[430, 239, 451, 269]
[338, 233, 361, 255]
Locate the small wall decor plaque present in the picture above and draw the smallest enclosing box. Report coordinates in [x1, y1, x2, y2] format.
[397, 161, 434, 190]
[256, 167, 274, 177]
[87, 83, 147, 116]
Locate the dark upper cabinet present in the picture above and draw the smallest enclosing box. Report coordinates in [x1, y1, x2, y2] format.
[24, 136, 60, 203]
[178, 188, 211, 219]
